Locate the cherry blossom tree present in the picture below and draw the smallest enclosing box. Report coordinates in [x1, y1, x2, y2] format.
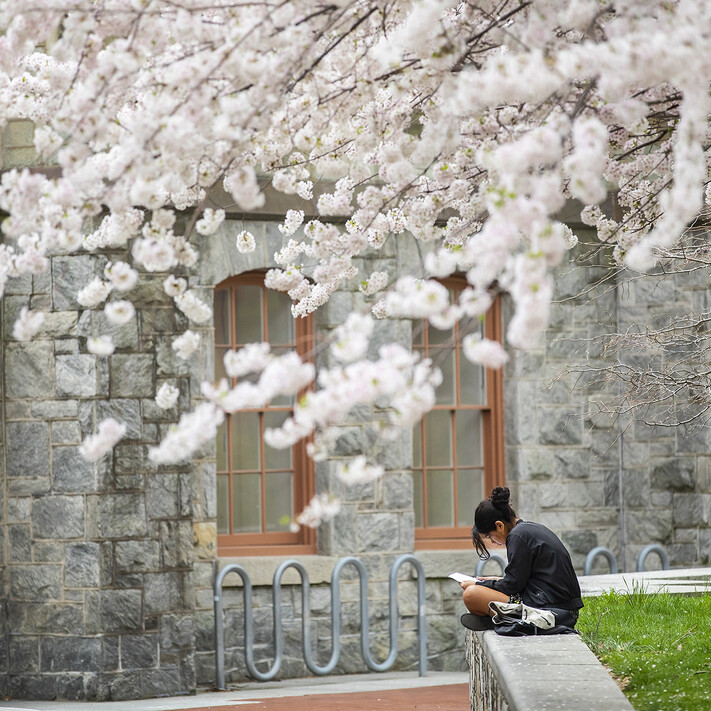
[1, 0, 710, 524]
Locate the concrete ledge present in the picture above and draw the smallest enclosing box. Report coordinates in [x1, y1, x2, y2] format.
[467, 630, 634, 711]
[218, 556, 338, 587]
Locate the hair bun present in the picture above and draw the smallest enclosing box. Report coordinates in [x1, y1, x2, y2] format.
[490, 486, 511, 510]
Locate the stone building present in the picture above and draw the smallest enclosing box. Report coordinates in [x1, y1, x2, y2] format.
[0, 121, 709, 700]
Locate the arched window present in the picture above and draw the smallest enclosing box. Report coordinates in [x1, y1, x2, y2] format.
[412, 279, 505, 549]
[214, 272, 315, 555]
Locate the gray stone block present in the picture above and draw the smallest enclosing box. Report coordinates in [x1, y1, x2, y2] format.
[7, 421, 49, 478]
[121, 634, 158, 669]
[161, 614, 195, 652]
[145, 572, 185, 614]
[561, 530, 597, 554]
[52, 254, 99, 310]
[11, 564, 63, 601]
[53, 446, 97, 493]
[115, 540, 160, 573]
[96, 399, 142, 439]
[651, 459, 695, 491]
[539, 407, 583, 445]
[56, 354, 98, 397]
[32, 495, 85, 539]
[146, 474, 179, 519]
[98, 494, 147, 538]
[8, 636, 39, 674]
[160, 520, 193, 569]
[356, 513, 399, 552]
[65, 542, 101, 588]
[97, 590, 143, 633]
[8, 496, 31, 521]
[673, 493, 710, 526]
[8, 601, 84, 635]
[32, 540, 64, 563]
[140, 668, 182, 698]
[31, 399, 79, 419]
[110, 354, 154, 397]
[554, 449, 590, 480]
[40, 637, 102, 672]
[5, 341, 55, 398]
[51, 420, 82, 444]
[9, 524, 31, 562]
[8, 673, 57, 700]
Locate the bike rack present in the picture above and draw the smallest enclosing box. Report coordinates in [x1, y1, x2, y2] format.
[213, 554, 427, 689]
[475, 553, 506, 577]
[583, 546, 619, 576]
[636, 544, 670, 572]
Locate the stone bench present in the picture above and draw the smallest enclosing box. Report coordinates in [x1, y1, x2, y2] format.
[467, 630, 634, 711]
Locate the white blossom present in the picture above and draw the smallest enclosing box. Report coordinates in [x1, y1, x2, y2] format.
[104, 261, 138, 292]
[174, 291, 212, 323]
[195, 208, 225, 236]
[77, 278, 112, 308]
[79, 418, 127, 461]
[12, 307, 45, 341]
[105, 300, 136, 325]
[337, 456, 384, 485]
[223, 343, 271, 378]
[236, 230, 256, 253]
[163, 275, 187, 297]
[156, 382, 180, 409]
[462, 334, 509, 369]
[296, 493, 342, 528]
[149, 403, 224, 464]
[172, 330, 200, 360]
[87, 335, 115, 356]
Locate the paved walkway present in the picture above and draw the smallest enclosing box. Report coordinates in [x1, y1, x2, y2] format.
[0, 672, 469, 711]
[578, 566, 711, 596]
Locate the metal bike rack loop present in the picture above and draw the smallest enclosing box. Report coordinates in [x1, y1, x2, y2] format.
[636, 544, 670, 572]
[475, 553, 506, 577]
[583, 546, 619, 576]
[214, 554, 427, 689]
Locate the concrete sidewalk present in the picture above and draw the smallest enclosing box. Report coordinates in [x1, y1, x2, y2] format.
[0, 671, 468, 711]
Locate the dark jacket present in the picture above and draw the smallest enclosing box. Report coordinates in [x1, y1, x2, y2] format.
[476, 521, 583, 611]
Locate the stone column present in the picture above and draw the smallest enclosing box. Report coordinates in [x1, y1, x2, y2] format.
[1, 252, 204, 700]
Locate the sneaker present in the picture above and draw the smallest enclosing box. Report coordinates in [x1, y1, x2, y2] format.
[460, 613, 494, 631]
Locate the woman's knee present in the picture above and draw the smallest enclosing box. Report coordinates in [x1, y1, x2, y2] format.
[462, 585, 487, 614]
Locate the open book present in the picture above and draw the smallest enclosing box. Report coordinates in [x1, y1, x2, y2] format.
[448, 572, 481, 584]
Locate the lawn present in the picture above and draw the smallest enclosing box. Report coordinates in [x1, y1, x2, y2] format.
[577, 589, 711, 711]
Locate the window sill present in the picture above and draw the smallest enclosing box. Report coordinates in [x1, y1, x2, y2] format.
[217, 555, 339, 587]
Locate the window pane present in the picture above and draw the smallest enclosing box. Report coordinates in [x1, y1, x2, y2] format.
[413, 470, 423, 528]
[460, 353, 487, 405]
[216, 421, 228, 472]
[433, 349, 455, 405]
[234, 285, 263, 344]
[264, 411, 292, 470]
[215, 347, 228, 383]
[232, 474, 261, 533]
[231, 412, 260, 470]
[426, 470, 454, 527]
[265, 472, 293, 532]
[266, 289, 294, 345]
[217, 474, 229, 534]
[412, 423, 422, 467]
[269, 348, 295, 407]
[424, 410, 452, 467]
[412, 322, 424, 347]
[214, 289, 231, 345]
[456, 410, 483, 467]
[457, 469, 484, 527]
[428, 323, 452, 347]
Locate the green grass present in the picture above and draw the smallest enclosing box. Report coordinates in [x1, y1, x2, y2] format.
[578, 590, 711, 711]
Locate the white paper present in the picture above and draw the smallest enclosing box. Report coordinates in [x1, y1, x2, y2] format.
[448, 572, 479, 584]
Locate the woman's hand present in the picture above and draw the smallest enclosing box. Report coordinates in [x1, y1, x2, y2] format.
[459, 580, 479, 590]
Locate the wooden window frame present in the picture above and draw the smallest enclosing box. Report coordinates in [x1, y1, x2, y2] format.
[215, 272, 316, 557]
[413, 280, 505, 550]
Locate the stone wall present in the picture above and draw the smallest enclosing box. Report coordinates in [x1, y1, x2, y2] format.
[505, 232, 711, 572]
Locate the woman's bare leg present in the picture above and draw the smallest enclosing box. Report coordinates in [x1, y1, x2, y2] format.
[462, 585, 509, 616]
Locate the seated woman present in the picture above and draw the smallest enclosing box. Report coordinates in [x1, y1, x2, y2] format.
[460, 486, 583, 631]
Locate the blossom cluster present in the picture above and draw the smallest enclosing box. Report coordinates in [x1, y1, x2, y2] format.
[1, 0, 709, 516]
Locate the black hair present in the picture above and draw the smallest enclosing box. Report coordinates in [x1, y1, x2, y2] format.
[471, 486, 517, 559]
